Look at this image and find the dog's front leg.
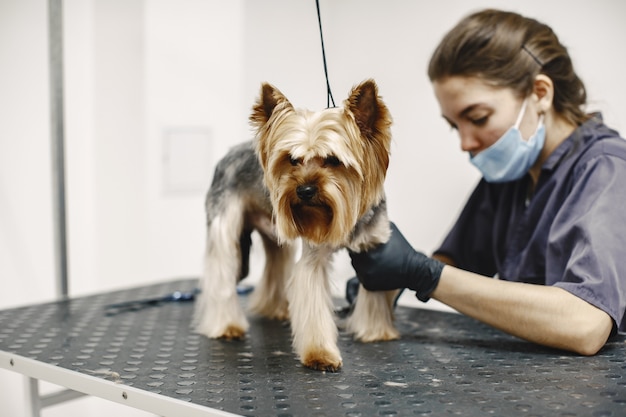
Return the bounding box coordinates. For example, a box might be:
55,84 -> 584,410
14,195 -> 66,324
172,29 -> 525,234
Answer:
288,242 -> 342,371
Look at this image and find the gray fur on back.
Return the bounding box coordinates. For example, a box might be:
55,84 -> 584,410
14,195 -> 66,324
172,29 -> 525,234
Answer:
205,140 -> 270,221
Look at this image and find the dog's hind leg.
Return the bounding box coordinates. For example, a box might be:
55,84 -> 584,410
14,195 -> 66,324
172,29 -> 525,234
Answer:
346,285 -> 400,342
194,195 -> 249,340
248,235 -> 294,321
288,243 -> 342,371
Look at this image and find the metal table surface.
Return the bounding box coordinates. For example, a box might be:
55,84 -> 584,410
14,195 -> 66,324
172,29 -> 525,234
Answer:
1,279 -> 624,417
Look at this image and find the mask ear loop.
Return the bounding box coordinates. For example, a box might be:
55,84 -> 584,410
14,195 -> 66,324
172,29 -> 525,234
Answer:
514,98 -> 529,129
518,99 -> 545,142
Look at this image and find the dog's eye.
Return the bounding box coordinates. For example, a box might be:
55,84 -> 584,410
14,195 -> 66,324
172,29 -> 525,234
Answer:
324,155 -> 342,167
289,156 -> 301,166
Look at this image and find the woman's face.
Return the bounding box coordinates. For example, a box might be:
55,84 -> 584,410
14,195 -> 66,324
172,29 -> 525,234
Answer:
433,76 -> 535,156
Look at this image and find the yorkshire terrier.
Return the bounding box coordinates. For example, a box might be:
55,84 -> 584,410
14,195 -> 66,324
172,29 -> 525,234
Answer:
194,79 -> 399,371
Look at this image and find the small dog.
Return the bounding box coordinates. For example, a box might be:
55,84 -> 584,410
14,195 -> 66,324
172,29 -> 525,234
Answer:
194,79 -> 399,371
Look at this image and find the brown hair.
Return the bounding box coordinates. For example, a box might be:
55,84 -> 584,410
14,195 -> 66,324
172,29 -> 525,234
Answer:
428,9 -> 588,125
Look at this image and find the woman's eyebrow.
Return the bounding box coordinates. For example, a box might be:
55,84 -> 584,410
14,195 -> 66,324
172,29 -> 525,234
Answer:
458,103 -> 486,118
442,103 -> 484,124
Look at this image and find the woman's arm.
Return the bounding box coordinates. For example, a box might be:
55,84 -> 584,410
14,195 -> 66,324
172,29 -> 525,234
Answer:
432,265 -> 614,355
350,223 -> 614,355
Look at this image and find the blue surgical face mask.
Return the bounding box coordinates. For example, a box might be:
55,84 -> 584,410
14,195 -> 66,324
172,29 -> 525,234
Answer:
470,99 -> 545,183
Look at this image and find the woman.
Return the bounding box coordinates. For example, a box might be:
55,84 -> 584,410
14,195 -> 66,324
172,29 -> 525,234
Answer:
349,9 -> 626,355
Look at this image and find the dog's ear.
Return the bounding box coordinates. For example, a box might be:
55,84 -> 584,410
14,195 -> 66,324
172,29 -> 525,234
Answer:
250,83 -> 293,129
345,79 -> 391,140
250,83 -> 293,171
345,79 -> 393,204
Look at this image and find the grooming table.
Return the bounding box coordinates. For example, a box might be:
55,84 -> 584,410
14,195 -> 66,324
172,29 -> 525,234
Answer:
1,279 -> 624,417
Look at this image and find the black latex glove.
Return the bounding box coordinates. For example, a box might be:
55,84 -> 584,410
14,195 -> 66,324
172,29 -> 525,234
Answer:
349,222 -> 445,302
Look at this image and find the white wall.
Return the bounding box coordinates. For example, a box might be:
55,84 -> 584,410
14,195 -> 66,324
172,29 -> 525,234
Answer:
1,0 -> 625,416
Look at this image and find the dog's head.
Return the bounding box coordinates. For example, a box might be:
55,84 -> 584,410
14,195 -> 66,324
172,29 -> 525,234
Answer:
250,79 -> 392,246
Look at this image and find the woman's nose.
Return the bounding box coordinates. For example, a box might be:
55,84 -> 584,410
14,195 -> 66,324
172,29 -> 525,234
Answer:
458,128 -> 481,153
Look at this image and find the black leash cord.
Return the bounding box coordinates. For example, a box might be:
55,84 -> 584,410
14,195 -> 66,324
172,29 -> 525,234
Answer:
316,0 -> 336,108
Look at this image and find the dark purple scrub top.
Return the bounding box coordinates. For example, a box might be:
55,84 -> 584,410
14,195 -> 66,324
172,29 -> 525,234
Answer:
435,115 -> 626,334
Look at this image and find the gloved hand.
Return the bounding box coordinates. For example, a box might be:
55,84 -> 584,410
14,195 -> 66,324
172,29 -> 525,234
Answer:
349,222 -> 445,302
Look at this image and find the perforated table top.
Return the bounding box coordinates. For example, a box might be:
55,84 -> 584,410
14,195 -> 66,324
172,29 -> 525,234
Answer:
1,279 -> 625,417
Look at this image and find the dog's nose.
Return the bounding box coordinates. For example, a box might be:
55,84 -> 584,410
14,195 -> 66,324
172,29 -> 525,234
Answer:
296,184 -> 317,201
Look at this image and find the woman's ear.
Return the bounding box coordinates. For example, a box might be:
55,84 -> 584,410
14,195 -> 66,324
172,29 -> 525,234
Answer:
532,74 -> 554,113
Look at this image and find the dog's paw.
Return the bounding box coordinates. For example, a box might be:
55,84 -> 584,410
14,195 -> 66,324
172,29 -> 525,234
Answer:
249,297 -> 289,321
353,326 -> 400,343
217,325 -> 247,340
261,306 -> 289,322
196,318 -> 249,340
301,348 -> 343,372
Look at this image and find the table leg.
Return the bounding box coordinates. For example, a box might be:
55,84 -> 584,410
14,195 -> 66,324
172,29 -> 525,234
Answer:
24,377 -> 41,417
